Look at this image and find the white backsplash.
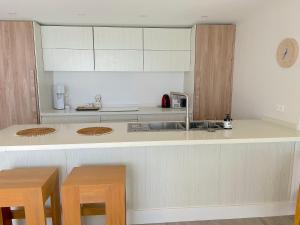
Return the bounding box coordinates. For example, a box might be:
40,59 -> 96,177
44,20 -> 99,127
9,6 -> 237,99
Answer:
53,71 -> 185,107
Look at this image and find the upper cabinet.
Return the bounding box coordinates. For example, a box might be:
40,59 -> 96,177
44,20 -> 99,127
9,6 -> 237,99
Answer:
94,27 -> 143,71
143,28 -> 191,71
41,26 -> 93,49
144,51 -> 190,72
94,27 -> 143,50
95,50 -> 143,71
41,26 -> 191,72
143,28 -> 191,51
41,26 -> 94,71
43,49 -> 94,71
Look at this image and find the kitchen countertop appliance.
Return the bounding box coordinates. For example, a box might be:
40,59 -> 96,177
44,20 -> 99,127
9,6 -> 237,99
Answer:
170,92 -> 187,109
161,94 -> 171,108
53,84 -> 65,110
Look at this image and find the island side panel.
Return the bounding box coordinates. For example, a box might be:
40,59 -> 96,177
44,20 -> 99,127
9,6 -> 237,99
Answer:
291,142 -> 300,200
64,143 -> 294,210
65,145 -> 221,209
220,143 -> 294,204
0,149 -> 68,182
0,142 -> 296,224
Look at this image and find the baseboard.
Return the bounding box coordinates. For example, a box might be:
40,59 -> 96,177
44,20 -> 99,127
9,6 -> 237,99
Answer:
127,202 -> 295,224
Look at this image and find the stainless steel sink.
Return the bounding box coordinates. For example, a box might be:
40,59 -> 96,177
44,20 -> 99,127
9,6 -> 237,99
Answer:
128,122 -> 185,132
182,121 -> 224,131
128,121 -> 224,132
149,122 -> 185,131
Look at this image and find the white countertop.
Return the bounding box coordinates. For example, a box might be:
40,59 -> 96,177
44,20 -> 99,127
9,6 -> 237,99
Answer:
41,107 -> 186,116
0,120 -> 300,152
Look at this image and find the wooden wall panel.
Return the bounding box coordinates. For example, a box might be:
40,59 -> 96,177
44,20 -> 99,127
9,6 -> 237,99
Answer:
193,25 -> 236,120
0,21 -> 38,129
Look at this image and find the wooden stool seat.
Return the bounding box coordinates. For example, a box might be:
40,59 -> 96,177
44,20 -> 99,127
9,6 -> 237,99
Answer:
0,167 -> 61,225
62,165 -> 126,225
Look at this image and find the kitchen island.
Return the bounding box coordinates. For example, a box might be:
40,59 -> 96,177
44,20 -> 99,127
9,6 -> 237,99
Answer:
0,120 -> 300,224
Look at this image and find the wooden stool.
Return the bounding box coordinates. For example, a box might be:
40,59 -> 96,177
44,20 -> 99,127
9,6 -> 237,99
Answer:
0,167 -> 61,225
62,165 -> 126,225
295,186 -> 300,225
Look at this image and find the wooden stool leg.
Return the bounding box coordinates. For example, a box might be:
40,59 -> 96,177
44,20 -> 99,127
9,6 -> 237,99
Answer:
51,173 -> 62,225
62,186 -> 81,225
0,210 -> 2,225
105,185 -> 125,225
0,208 -> 12,225
24,190 -> 47,225
295,186 -> 300,225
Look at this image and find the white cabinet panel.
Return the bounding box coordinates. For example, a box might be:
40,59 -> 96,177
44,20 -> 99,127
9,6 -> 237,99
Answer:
219,143 -> 293,204
41,113 -> 186,124
144,51 -> 190,71
95,50 -> 143,71
41,26 -> 93,49
41,115 -> 100,124
144,28 -> 191,50
1,142 -> 295,212
43,49 -> 94,71
94,27 -> 143,50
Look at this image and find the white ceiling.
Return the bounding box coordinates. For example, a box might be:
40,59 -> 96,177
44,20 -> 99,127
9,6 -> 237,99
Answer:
0,0 -> 270,26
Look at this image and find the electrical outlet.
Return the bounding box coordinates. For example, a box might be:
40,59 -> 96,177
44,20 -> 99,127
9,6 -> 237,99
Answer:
275,104 -> 285,113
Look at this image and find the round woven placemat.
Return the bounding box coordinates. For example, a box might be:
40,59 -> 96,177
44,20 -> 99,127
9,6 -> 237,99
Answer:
77,127 -> 113,136
16,128 -> 56,137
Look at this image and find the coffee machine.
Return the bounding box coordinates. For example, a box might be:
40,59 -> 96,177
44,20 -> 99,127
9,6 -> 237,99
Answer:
53,84 -> 65,110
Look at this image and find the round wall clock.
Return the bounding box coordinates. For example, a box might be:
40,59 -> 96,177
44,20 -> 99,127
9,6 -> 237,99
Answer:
276,38 -> 299,68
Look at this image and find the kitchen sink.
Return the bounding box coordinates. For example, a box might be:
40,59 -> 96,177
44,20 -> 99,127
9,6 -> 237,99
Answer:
128,122 -> 185,132
128,121 -> 224,132
181,121 -> 224,131
149,122 -> 185,131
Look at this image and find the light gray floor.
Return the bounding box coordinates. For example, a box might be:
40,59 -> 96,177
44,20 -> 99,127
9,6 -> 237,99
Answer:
143,216 -> 294,225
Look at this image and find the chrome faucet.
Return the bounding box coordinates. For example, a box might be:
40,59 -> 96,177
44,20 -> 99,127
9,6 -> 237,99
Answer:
170,92 -> 190,131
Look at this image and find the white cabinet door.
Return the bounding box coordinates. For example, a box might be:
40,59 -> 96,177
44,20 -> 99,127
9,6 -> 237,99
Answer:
144,28 -> 191,50
94,27 -> 143,71
41,26 -> 93,49
144,51 -> 190,71
43,49 -> 94,71
94,27 -> 143,50
95,50 -> 143,71
41,115 -> 100,124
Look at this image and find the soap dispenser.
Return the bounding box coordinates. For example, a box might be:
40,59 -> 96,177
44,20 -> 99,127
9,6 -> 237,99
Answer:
223,114 -> 233,129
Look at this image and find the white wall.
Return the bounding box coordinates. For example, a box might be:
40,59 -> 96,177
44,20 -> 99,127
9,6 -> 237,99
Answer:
53,72 -> 185,107
232,0 -> 300,124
